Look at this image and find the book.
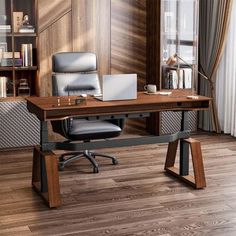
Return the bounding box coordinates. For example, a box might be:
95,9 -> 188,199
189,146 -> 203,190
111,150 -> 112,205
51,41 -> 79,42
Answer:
2,52 -> 20,59
183,68 -> 192,89
13,12 -> 23,32
19,24 -> 35,33
1,58 -> 23,67
0,25 -> 11,29
178,69 -> 184,89
19,28 -> 35,33
0,25 -> 11,33
169,69 -> 178,89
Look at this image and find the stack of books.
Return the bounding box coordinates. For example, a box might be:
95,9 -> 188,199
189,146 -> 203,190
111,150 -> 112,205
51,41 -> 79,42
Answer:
21,44 -> 33,67
0,51 -> 22,67
165,68 -> 193,89
0,25 -> 11,33
0,76 -> 7,98
19,25 -> 35,33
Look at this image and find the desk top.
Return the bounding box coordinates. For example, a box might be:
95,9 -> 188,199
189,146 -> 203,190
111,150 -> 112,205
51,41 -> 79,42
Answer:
26,91 -> 211,121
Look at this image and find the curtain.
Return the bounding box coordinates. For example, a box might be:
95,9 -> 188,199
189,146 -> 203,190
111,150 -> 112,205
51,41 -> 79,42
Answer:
198,0 -> 233,133
216,0 -> 236,137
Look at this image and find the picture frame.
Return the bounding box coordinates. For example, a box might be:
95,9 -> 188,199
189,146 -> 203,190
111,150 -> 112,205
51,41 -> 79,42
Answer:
13,12 -> 23,32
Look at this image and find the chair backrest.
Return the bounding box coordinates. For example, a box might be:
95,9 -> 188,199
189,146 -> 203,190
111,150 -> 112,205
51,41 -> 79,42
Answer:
52,52 -> 101,96
51,52 -> 125,138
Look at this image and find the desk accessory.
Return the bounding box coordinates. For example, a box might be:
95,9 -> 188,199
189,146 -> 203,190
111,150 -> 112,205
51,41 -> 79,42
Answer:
144,91 -> 172,96
144,84 -> 157,93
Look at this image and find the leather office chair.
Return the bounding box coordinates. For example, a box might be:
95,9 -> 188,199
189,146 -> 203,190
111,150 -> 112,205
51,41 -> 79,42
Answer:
51,52 -> 124,173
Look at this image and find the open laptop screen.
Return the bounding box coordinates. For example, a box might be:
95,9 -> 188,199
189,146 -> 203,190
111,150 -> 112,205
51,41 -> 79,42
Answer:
99,74 -> 137,101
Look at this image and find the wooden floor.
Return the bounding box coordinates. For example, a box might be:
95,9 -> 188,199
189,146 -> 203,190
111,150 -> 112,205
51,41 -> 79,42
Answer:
1,132 -> 236,235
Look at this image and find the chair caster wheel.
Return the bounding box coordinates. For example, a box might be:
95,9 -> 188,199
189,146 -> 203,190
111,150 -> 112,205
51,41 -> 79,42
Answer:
112,159 -> 118,165
93,167 -> 99,173
58,163 -> 64,171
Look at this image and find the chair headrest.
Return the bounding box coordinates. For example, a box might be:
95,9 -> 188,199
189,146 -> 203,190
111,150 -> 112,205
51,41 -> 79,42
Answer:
52,52 -> 97,73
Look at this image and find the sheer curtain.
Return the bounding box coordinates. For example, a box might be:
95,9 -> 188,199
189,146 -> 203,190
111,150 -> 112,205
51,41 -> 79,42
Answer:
216,0 -> 236,137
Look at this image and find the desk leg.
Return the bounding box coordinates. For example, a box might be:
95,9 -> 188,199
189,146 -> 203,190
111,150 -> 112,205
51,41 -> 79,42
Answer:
32,146 -> 61,208
165,138 -> 206,189
164,111 -> 206,189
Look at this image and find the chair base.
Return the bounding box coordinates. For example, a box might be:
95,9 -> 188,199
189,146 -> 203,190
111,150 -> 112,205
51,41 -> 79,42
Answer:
58,150 -> 118,173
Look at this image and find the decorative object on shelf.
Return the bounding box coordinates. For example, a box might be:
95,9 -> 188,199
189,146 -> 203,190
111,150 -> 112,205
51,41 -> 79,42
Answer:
19,14 -> 35,33
13,12 -> 23,32
18,78 -> 30,96
21,43 -> 33,66
166,53 -> 209,99
22,15 -> 29,25
0,42 -> 7,52
0,76 -> 7,97
0,42 -> 7,65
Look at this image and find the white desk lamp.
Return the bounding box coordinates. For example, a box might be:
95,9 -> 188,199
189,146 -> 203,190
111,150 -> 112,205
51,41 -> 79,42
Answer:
166,53 -> 208,99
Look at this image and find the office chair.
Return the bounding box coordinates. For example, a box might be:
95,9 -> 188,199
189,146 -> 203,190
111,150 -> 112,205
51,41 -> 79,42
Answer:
51,52 -> 124,173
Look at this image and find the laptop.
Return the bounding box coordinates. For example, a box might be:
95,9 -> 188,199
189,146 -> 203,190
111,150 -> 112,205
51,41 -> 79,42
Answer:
95,74 -> 137,101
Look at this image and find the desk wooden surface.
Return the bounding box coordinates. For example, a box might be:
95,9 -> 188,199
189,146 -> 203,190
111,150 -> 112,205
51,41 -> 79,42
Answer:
26,91 -> 211,121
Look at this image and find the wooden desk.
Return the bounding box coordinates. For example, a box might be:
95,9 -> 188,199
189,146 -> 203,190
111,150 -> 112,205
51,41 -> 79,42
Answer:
26,91 -> 211,208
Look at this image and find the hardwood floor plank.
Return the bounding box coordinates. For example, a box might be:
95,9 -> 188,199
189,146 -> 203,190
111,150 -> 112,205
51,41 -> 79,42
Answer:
0,133 -> 236,235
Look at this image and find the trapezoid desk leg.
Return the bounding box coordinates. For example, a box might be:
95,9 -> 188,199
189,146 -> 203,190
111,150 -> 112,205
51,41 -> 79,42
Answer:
165,139 -> 179,169
164,138 -> 206,189
32,146 -> 61,208
186,138 -> 206,188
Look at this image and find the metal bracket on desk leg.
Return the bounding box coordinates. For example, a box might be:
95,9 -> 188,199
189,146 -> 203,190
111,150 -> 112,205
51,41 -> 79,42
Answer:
40,121 -> 49,193
180,111 -> 189,176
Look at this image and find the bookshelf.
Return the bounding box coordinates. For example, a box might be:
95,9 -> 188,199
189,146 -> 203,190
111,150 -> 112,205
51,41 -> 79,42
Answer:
147,0 -> 199,135
160,0 -> 199,91
0,0 -> 38,100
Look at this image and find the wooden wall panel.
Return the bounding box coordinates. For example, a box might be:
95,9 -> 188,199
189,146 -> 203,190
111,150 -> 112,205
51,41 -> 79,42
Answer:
38,0 -> 71,33
146,0 -> 161,134
146,0 -> 161,88
38,29 -> 51,97
111,0 -> 146,91
38,13 -> 72,97
50,12 -> 72,54
38,0 -> 148,135
72,0 -> 111,76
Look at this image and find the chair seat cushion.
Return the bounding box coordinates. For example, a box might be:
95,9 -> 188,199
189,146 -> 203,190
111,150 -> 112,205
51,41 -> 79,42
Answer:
68,119 -> 122,140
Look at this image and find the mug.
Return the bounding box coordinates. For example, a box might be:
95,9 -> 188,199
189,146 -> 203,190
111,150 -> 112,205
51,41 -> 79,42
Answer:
144,84 -> 157,93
